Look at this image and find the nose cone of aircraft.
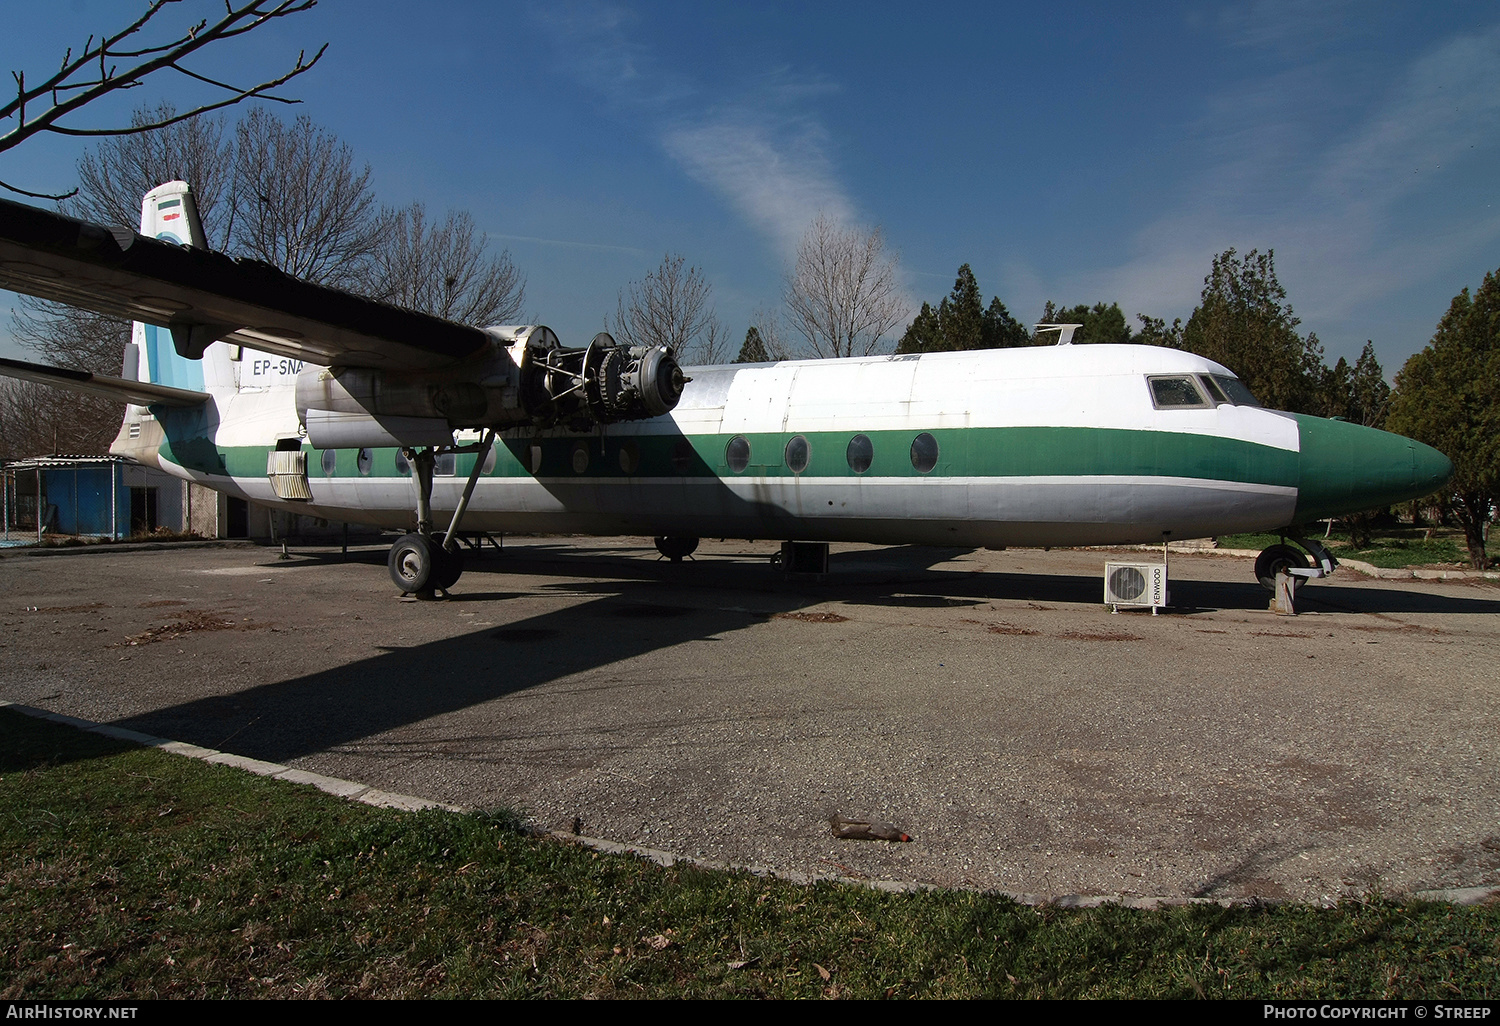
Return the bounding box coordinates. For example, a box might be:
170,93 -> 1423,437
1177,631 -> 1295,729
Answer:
1291,414 -> 1454,524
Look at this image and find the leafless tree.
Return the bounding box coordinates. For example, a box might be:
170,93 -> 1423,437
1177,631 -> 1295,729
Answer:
67,102 -> 236,245
230,108 -> 380,289
0,379 -> 121,459
12,303 -> 131,375
362,203 -> 526,325
693,312 -> 730,365
751,306 -> 800,361
11,102 -> 237,390
784,214 -> 908,359
611,254 -> 718,360
0,0 -> 323,200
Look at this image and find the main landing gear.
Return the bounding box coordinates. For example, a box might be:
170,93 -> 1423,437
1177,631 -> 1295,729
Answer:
387,430 -> 494,598
1254,534 -> 1337,614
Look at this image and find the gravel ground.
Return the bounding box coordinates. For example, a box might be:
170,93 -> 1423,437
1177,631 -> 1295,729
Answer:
2,537 -> 1497,903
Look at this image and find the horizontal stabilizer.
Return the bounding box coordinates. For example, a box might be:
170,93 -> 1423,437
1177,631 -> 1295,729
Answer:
0,356 -> 209,408
0,196 -> 492,372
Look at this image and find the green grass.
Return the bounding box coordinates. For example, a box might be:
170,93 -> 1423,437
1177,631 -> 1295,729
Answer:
2,708 -> 1496,999
1218,526 -> 1496,569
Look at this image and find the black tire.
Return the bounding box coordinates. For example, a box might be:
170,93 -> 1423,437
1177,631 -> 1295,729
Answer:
1255,543 -> 1310,591
388,533 -> 434,593
433,542 -> 465,591
654,536 -> 699,562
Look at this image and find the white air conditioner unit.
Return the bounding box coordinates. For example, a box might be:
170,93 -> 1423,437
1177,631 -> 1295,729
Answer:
1104,562 -> 1168,612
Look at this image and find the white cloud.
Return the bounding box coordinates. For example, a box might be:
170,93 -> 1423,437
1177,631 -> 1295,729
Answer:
529,1 -> 861,263
662,113 -> 855,260
1070,21 -> 1500,356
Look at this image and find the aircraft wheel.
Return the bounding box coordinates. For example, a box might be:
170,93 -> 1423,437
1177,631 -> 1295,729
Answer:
388,532 -> 435,593
654,536 -> 699,562
433,542 -> 465,591
1255,543 -> 1309,591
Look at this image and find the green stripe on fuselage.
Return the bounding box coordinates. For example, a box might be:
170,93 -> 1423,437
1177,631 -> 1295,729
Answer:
157,425 -> 1299,487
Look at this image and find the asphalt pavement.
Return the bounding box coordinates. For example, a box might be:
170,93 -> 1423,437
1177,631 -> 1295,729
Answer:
2,537 -> 1497,904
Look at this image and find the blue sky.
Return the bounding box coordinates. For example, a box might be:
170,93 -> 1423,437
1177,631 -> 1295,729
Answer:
3,1 -> 1498,376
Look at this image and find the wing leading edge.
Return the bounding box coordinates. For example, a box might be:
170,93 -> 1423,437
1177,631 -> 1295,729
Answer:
0,196 -> 491,372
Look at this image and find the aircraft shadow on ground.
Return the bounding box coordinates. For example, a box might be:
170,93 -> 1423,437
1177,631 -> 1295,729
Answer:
111,581 -> 809,766
109,545 -> 1500,765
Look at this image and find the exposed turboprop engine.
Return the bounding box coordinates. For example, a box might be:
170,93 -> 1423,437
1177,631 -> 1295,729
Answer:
294,326 -> 686,449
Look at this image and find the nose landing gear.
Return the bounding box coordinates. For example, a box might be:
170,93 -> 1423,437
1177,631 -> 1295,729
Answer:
1255,535 -> 1338,614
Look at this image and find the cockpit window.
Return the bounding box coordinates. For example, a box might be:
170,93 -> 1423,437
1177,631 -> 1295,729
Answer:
1148,375 -> 1211,409
1199,374 -> 1229,404
1209,374 -> 1261,407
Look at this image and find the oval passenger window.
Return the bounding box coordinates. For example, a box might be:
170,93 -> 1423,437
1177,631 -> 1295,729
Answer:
725,435 -> 750,473
784,435 -> 809,474
847,434 -> 873,474
910,432 -> 939,474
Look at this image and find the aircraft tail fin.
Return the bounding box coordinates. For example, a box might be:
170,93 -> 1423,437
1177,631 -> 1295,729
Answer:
132,182 -> 225,391
140,180 -> 207,248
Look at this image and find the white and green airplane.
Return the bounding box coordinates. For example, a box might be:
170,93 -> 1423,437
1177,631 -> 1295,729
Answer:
0,183 -> 1453,595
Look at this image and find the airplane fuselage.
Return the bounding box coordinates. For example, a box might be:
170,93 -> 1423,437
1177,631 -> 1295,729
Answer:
114,343 -> 1452,549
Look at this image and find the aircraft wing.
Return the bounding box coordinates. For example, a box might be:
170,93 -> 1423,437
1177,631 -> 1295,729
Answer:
0,196 -> 491,371
0,356 -> 209,408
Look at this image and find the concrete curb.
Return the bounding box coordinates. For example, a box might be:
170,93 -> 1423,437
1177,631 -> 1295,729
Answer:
6,539 -> 259,557
1335,557 -> 1500,581
0,699 -> 460,814
5,699 -> 1495,909
1107,544 -> 1500,581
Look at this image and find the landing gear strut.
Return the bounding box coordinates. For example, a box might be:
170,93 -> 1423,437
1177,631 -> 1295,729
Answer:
1254,534 -> 1337,614
388,430 -> 494,596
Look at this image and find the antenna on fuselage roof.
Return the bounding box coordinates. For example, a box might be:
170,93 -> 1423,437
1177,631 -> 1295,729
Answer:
1034,323 -> 1083,345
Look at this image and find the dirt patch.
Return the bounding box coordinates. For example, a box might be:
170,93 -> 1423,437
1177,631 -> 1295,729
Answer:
25,603 -> 107,614
987,623 -> 1040,636
773,611 -> 849,624
138,599 -> 188,609
1251,630 -> 1314,638
1058,629 -> 1140,642
115,611 -> 258,647
1345,622 -> 1444,635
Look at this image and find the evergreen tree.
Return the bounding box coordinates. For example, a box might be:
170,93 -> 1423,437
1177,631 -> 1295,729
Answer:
896,302 -> 942,354
981,297 -> 1029,348
1387,269 -> 1500,569
1318,341 -> 1390,427
937,264 -> 984,351
1134,314 -> 1184,348
1179,249 -> 1324,413
735,325 -> 770,363
1039,301 -> 1132,345
897,265 -> 1026,352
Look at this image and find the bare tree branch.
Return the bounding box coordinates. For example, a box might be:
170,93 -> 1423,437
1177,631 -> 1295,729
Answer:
751,306 -> 799,361
68,102 -> 235,241
230,108 -> 379,289
611,254 -> 717,360
362,202 -> 527,325
0,176 -> 76,201
1,0 -> 323,197
784,215 -> 908,359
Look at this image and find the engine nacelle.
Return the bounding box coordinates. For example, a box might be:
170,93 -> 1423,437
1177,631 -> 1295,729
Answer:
295,325 -> 686,449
